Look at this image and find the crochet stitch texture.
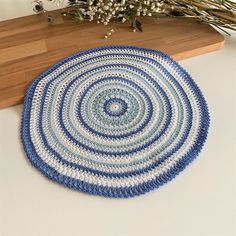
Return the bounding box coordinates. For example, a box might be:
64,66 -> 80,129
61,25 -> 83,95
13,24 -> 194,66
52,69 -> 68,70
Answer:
21,45 -> 210,198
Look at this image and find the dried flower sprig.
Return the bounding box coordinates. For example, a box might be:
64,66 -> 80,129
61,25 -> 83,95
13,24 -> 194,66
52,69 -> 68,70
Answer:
33,0 -> 236,34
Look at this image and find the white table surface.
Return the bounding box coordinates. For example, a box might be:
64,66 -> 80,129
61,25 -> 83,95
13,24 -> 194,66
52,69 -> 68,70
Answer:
0,33 -> 236,236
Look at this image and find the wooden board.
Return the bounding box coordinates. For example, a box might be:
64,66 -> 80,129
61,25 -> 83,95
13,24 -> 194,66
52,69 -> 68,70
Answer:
0,11 -> 225,109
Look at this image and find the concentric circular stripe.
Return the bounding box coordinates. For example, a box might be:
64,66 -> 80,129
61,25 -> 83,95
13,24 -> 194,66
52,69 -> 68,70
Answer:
21,45 -> 209,198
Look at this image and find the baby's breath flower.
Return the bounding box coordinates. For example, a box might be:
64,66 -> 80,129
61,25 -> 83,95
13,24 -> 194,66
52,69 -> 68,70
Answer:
122,18 -> 126,23
121,0 -> 126,5
33,0 -> 236,35
103,5 -> 109,10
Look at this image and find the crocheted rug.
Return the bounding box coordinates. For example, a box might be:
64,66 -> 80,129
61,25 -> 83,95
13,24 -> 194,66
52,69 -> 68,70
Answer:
21,45 -> 210,198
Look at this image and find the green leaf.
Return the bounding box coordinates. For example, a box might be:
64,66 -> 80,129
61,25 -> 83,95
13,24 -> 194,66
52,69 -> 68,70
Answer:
68,11 -> 84,21
132,19 -> 143,32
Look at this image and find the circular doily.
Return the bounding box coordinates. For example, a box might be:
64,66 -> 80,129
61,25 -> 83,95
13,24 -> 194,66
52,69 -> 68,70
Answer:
21,46 -> 210,198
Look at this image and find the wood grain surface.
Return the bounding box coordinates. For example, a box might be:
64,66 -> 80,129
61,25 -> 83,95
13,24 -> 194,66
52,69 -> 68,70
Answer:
0,10 -> 225,109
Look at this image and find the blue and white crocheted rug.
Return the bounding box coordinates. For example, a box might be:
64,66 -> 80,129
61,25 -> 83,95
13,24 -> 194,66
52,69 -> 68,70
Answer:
21,45 -> 209,198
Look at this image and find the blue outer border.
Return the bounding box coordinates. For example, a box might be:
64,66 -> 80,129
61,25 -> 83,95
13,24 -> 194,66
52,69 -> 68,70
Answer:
21,45 -> 210,198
